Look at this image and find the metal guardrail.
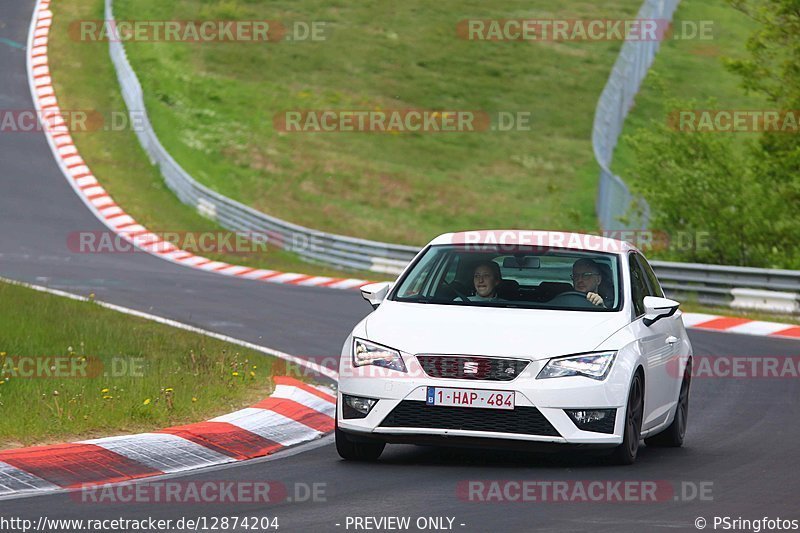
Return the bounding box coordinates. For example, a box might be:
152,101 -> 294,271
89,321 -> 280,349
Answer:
592,0 -> 681,231
104,0 -> 419,275
651,261 -> 800,308
106,0 -> 678,275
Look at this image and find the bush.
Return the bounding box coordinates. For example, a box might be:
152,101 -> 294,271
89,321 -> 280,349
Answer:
624,0 -> 800,269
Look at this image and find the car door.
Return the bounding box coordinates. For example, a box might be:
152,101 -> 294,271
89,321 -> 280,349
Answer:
636,253 -> 687,415
628,252 -> 676,430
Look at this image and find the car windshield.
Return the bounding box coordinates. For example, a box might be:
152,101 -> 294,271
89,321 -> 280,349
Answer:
391,244 -> 622,311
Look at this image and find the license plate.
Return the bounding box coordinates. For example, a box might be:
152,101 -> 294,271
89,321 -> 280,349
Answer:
426,387 -> 514,410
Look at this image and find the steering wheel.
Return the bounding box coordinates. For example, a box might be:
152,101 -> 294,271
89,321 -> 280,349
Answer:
443,281 -> 471,303
549,290 -> 599,308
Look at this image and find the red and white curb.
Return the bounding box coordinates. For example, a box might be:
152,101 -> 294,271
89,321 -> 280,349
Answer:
683,313 -> 800,340
0,376 -> 335,497
27,0 -> 370,291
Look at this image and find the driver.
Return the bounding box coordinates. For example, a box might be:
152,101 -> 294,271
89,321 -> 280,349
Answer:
470,261 -> 502,302
571,258 -> 609,307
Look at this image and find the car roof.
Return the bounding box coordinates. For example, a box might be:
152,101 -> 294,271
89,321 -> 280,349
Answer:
428,230 -> 639,255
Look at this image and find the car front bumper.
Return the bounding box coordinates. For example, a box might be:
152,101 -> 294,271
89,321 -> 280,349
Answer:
337,356 -> 632,446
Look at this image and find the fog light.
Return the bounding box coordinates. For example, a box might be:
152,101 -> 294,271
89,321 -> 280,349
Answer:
565,409 -> 616,433
342,394 -> 378,419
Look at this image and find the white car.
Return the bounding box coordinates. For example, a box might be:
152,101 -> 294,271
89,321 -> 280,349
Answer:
336,230 -> 692,464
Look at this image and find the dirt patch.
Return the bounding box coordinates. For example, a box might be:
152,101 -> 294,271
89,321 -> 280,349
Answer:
689,45 -> 721,57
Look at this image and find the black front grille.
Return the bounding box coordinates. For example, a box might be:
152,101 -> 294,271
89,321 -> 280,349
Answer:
416,355 -> 529,381
380,401 -> 560,436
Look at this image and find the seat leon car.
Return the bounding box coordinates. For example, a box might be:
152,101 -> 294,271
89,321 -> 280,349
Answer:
336,230 -> 693,464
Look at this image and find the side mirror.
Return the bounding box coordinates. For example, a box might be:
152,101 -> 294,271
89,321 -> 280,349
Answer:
642,296 -> 680,327
360,282 -> 392,310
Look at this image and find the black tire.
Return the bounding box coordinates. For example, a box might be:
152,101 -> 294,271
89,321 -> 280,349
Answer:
645,358 -> 691,448
335,419 -> 385,461
611,371 -> 644,465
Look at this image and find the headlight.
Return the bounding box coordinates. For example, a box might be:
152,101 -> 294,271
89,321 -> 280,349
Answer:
352,338 -> 407,372
536,351 -> 616,380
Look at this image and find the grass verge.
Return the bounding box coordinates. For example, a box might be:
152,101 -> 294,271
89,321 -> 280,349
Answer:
48,0 -> 389,281
97,0 -> 643,245
0,280 -> 280,449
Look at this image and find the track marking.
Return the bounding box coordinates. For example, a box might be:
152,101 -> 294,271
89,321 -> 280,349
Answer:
0,36 -> 25,50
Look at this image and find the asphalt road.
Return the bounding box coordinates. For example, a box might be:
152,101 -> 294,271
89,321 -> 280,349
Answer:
0,0 -> 369,363
1,1 -> 799,531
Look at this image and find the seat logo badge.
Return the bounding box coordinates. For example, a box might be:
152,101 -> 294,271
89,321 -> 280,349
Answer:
463,361 -> 479,374
504,367 -> 515,375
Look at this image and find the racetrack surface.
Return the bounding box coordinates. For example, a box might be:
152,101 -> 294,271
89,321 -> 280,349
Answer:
0,0 -> 368,363
1,1 -> 799,531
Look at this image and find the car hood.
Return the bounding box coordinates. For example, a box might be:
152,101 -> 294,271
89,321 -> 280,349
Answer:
364,301 -> 629,361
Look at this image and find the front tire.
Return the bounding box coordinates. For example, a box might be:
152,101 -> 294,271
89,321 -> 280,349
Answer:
645,358 -> 691,448
611,371 -> 644,465
335,418 -> 385,461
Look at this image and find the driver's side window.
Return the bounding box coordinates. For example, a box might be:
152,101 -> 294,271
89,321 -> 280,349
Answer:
635,254 -> 665,298
629,254 -> 648,317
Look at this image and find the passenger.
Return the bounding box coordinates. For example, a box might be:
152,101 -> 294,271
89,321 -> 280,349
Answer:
470,261 -> 502,302
571,258 -> 612,307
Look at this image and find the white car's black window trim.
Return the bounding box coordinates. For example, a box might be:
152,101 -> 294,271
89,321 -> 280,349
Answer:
390,244 -> 625,312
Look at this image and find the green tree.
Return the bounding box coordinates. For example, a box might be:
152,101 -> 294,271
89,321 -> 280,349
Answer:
625,1 -> 800,268
627,99 -> 767,266
726,0 -> 800,106
726,0 -> 800,266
